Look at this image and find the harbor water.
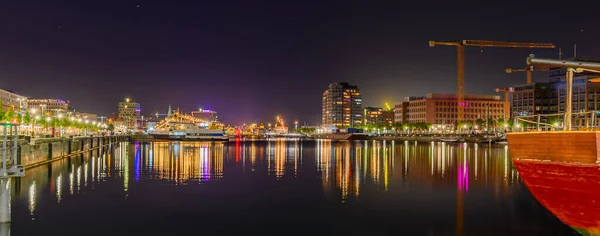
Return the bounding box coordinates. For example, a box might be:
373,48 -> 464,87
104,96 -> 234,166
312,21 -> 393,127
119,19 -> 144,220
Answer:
8,140 -> 577,235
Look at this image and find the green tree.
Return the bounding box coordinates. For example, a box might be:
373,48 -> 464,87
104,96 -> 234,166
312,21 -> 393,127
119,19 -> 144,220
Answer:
486,118 -> 496,128
6,108 -> 15,121
23,112 -> 31,125
475,118 -> 485,129
108,124 -> 115,131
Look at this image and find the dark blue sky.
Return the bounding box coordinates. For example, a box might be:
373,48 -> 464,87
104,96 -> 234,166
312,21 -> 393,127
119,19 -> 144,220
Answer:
1,1 -> 598,124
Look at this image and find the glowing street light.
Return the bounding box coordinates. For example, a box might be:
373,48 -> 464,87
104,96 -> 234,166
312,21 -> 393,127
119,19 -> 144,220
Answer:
35,115 -> 40,120
45,117 -> 51,122
58,114 -> 63,119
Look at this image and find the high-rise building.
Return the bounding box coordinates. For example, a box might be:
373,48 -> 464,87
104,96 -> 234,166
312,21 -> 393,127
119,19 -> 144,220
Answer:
118,98 -> 141,130
27,99 -> 69,116
363,107 -> 383,125
401,94 -> 505,126
321,82 -> 362,127
0,89 -> 27,112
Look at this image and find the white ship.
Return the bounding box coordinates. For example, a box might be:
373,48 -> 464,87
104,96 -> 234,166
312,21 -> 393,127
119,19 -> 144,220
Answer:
149,122 -> 228,141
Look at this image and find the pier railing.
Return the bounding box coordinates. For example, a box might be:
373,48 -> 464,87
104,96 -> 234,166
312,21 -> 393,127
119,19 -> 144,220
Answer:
513,111 -> 599,132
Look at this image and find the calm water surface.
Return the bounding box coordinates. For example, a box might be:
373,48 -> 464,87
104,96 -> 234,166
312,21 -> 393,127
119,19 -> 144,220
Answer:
10,140 -> 577,235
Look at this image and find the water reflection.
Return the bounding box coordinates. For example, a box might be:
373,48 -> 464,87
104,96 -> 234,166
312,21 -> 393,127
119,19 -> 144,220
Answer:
10,140 -> 564,235
13,141 -> 521,203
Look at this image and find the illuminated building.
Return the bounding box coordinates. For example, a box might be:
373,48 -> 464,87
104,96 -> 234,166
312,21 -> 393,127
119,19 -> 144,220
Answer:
512,60 -> 600,122
118,98 -> 141,130
191,108 -> 218,125
27,98 -> 69,115
73,112 -> 97,121
402,94 -> 505,125
363,107 -> 384,125
393,101 -> 409,123
383,110 -> 394,125
321,82 -> 362,127
0,88 -> 27,112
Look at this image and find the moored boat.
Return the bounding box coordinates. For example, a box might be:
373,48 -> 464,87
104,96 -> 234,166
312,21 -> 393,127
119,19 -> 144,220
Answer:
149,122 -> 228,141
440,136 -> 463,142
508,131 -> 600,235
313,133 -> 369,140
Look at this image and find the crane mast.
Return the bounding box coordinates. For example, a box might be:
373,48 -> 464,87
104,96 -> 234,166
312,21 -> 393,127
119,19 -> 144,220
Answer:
429,40 -> 555,124
494,87 -> 513,122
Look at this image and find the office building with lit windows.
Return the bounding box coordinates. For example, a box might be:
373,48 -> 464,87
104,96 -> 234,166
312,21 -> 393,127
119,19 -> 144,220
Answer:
401,93 -> 506,126
393,101 -> 409,123
511,82 -> 553,117
511,58 -> 600,127
118,98 -> 141,130
0,89 -> 27,112
27,98 -> 69,115
321,82 -> 362,127
363,107 -> 383,125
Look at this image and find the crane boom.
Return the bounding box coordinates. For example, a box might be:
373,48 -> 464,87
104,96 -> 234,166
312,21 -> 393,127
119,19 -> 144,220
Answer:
462,40 -> 555,49
429,40 -> 555,124
505,66 -> 549,84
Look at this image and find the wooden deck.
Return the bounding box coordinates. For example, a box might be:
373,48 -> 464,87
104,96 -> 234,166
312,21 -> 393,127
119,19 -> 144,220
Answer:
506,131 -> 600,164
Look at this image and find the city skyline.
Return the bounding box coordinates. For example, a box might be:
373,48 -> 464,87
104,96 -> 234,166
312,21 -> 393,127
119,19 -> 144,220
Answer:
1,1 -> 599,124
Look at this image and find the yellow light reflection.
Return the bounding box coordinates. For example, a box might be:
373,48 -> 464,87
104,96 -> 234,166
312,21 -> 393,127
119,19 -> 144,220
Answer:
56,174 -> 62,203
29,181 -> 36,219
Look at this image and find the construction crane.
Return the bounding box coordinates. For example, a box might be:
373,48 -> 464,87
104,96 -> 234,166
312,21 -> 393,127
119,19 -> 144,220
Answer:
429,40 -> 555,123
505,66 -> 549,84
494,87 -> 514,121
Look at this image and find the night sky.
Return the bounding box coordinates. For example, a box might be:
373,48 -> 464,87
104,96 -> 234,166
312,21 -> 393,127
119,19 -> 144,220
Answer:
1,1 -> 599,125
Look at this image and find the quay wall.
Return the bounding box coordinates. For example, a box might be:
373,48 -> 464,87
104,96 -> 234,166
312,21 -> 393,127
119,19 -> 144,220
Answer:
1,136 -> 128,167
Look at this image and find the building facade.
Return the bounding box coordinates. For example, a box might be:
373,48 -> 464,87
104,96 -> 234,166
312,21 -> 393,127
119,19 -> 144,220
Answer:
73,112 -> 98,122
393,102 -> 409,123
510,59 -> 600,127
0,89 -> 27,112
511,82 -> 553,117
382,110 -> 394,125
402,94 -> 505,125
27,99 -> 69,116
321,82 -> 362,127
363,107 -> 383,125
118,98 -> 141,130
